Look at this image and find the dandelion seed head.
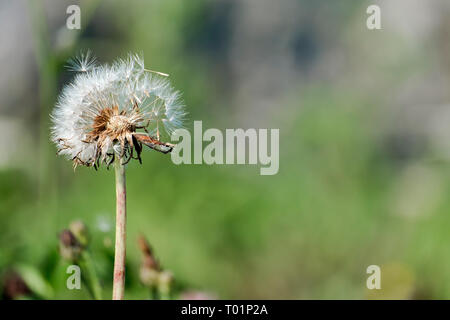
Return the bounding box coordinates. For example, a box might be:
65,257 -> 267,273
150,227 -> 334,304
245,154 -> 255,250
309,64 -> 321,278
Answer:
51,52 -> 186,168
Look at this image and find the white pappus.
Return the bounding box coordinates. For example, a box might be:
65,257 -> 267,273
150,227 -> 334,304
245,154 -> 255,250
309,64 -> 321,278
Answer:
51,52 -> 186,168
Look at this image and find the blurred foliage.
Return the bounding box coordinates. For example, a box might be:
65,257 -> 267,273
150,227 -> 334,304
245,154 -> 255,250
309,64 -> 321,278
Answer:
1,0 -> 450,299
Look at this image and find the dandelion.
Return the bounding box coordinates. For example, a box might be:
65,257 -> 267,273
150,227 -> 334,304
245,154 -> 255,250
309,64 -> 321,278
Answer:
51,52 -> 186,299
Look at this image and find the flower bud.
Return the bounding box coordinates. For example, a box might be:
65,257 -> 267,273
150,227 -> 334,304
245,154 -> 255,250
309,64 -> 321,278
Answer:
137,235 -> 160,288
59,229 -> 82,262
69,220 -> 89,247
2,271 -> 31,300
157,270 -> 174,298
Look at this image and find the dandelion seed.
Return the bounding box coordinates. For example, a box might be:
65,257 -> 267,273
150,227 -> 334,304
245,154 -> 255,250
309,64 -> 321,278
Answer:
66,50 -> 98,73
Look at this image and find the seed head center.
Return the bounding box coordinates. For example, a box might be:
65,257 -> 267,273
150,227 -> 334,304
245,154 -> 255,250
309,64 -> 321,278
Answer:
108,115 -> 132,133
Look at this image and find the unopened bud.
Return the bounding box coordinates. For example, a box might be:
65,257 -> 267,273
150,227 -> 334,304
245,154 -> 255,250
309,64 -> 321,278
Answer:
137,235 -> 159,269
139,267 -> 160,288
69,220 -> 89,247
158,270 -> 174,298
2,271 -> 31,300
59,229 -> 82,261
138,235 -> 161,288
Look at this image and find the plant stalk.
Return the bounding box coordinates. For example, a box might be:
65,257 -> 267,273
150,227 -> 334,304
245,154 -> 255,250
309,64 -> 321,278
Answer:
112,159 -> 127,300
80,251 -> 103,300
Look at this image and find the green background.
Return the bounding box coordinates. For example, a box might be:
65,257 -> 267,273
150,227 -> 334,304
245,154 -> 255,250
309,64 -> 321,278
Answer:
1,0 -> 450,299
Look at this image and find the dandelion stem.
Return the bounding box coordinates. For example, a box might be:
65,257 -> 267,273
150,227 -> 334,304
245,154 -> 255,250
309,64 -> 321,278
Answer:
113,159 -> 127,300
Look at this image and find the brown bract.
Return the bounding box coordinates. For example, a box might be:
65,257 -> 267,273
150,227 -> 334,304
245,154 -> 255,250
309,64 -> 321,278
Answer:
85,105 -> 142,165
71,105 -> 175,169
89,105 -> 139,140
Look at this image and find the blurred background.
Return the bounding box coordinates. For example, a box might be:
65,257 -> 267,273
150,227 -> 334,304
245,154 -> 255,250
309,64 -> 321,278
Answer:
1,0 -> 450,299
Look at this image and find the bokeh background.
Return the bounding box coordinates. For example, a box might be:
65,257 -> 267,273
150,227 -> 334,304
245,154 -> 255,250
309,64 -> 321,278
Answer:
1,0 -> 450,299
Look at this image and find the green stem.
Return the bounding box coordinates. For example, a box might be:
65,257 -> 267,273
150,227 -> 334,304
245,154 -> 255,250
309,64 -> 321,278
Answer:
80,251 -> 102,300
27,0 -> 58,208
150,287 -> 159,300
112,158 -> 127,300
